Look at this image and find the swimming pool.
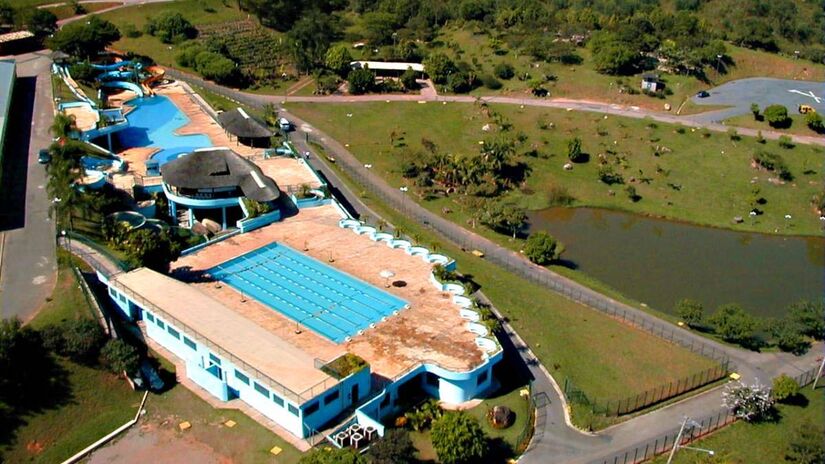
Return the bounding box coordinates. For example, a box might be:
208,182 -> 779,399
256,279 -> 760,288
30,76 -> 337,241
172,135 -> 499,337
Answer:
116,96 -> 212,165
209,243 -> 408,343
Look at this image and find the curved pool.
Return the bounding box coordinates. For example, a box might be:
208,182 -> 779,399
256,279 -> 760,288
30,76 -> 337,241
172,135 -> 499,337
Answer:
116,96 -> 211,166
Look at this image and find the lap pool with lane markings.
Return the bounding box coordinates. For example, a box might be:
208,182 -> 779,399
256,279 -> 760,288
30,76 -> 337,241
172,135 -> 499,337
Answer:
208,243 -> 409,343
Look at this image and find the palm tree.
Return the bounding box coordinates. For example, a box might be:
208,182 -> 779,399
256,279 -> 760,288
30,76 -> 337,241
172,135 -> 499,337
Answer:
50,113 -> 77,139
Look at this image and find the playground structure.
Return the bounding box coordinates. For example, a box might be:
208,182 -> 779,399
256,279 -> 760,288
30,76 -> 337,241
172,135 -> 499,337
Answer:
91,59 -> 166,98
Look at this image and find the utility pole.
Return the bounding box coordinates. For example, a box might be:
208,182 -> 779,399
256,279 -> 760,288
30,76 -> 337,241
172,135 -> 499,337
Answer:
813,356 -> 825,390
667,417 -> 714,464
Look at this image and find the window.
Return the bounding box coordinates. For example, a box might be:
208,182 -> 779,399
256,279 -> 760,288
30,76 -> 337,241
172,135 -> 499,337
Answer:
304,401 -> 319,416
254,382 -> 269,397
209,353 -> 221,366
476,370 -> 489,386
109,288 -> 117,298
167,326 -> 180,339
323,390 -> 339,405
183,336 -> 196,350
156,319 -> 165,329
288,404 -> 299,416
145,312 -> 155,323
235,370 -> 250,385
272,393 -> 284,407
118,293 -> 127,303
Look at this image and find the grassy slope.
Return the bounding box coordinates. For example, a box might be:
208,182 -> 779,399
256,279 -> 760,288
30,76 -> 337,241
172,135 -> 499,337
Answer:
724,113 -> 823,138
288,101 -> 825,237
0,256 -> 142,463
305,142 -> 718,403
98,0 -> 247,68
45,2 -> 122,20
432,26 -> 825,111
651,387 -> 825,464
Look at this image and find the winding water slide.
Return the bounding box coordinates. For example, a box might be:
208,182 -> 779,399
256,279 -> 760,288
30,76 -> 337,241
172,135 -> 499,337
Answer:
141,66 -> 165,96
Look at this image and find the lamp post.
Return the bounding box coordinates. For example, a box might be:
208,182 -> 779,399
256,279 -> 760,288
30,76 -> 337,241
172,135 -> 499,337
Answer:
667,417 -> 714,464
295,306 -> 332,334
346,113 -> 353,147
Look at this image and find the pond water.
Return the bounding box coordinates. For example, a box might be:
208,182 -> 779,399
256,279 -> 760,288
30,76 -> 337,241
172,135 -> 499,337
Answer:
527,207 -> 825,318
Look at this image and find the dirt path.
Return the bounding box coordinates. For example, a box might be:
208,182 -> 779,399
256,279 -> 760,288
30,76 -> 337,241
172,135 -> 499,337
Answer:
88,423 -> 231,464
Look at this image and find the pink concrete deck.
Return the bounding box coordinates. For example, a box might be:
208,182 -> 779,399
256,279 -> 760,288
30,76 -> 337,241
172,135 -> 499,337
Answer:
173,204 -> 484,380
258,157 -> 322,190
65,105 -> 98,132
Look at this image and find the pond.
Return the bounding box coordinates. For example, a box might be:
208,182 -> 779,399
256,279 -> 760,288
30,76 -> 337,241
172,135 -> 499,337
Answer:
527,207 -> 824,318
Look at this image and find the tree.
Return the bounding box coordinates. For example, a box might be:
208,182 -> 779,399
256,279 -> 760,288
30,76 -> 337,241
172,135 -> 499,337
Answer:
0,318 -> 53,409
144,12 -> 196,44
313,70 -> 340,95
785,421 -> 825,464
367,428 -> 416,464
771,374 -> 799,403
480,200 -> 525,238
675,299 -> 704,327
287,11 -> 339,73
324,44 -> 353,77
101,339 -> 140,376
431,411 -> 488,464
298,447 -> 366,464
59,319 -> 106,363
240,0 -> 303,32
567,137 -> 585,163
423,53 -> 456,84
750,103 -> 761,120
709,303 -> 756,344
770,319 -> 810,355
48,16 -> 121,59
524,231 -> 564,265
763,104 -> 791,128
493,62 -> 514,80
347,67 -> 375,95
805,111 -> 824,133
592,41 -> 640,75
400,67 -> 418,91
0,1 -> 14,27
446,71 -> 471,93
789,300 -> 825,339
361,11 -> 398,45
23,9 -> 58,38
194,51 -> 239,85
722,380 -> 773,422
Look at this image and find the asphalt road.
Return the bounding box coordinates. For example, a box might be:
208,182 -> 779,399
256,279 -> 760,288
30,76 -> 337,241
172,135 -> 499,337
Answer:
688,77 -> 825,123
0,52 -> 57,322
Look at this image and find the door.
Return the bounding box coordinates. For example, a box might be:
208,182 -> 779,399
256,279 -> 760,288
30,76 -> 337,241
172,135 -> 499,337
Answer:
351,384 -> 359,403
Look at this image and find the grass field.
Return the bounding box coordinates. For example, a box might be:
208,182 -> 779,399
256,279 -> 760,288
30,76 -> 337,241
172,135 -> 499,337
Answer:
44,1 -> 122,20
724,113 -> 823,138
305,143 -> 719,420
289,101 -> 825,237
651,387 -> 824,464
0,254 -> 143,463
429,26 -> 825,111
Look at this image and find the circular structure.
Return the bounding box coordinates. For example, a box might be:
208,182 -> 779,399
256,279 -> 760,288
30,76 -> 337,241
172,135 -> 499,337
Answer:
488,405 -> 514,429
108,211 -> 146,230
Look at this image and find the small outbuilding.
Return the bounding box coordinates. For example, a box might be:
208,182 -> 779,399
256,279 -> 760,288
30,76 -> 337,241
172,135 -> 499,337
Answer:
216,107 -> 273,148
641,73 -> 664,92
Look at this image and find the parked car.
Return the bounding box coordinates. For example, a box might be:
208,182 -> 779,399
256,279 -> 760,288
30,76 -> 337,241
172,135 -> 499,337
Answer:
278,117 -> 292,131
696,90 -> 710,98
37,149 -> 51,164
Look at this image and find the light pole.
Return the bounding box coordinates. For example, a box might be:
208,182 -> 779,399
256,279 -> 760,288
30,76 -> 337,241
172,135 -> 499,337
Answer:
346,113 -> 353,147
295,306 -> 332,334
667,417 -> 714,464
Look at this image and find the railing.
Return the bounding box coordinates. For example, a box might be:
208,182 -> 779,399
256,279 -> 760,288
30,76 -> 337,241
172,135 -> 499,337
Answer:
515,382 -> 537,454
132,173 -> 163,187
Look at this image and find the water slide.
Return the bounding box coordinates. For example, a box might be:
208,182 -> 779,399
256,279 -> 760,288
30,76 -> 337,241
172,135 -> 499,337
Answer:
101,80 -> 144,98
90,60 -> 133,71
141,66 -> 165,96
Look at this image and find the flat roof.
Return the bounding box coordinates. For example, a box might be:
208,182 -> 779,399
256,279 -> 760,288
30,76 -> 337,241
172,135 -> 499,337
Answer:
0,60 -> 14,158
110,267 -> 335,403
0,31 -> 34,43
350,61 -> 424,72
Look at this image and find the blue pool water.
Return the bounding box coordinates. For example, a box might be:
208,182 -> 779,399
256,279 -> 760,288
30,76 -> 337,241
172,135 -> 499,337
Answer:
117,96 -> 212,165
209,243 -> 408,343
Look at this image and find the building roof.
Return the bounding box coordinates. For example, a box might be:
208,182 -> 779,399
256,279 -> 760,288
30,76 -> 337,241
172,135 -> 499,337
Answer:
161,147 -> 281,202
0,30 -> 34,44
350,61 -> 425,73
216,107 -> 272,139
0,60 -> 15,159
110,267 -> 335,403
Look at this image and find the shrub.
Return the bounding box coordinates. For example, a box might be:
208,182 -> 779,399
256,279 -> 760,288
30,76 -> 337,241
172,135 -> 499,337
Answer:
722,381 -> 773,422
750,103 -> 761,120
144,12 -> 196,44
546,184 -> 574,206
494,62 -> 515,80
524,231 -> 564,265
771,374 -> 799,403
771,320 -> 810,355
423,53 -> 456,84
347,67 -> 375,95
122,23 -> 142,38
778,135 -> 795,149
431,411 -> 488,464
175,43 -> 204,68
400,161 -> 419,178
785,421 -> 825,463
805,111 -> 824,133
675,299 -> 704,327
48,16 -> 120,59
313,71 -> 340,95
598,165 -> 624,185
400,67 -> 418,91
193,51 -> 239,85
367,429 -> 416,464
480,73 -> 502,90
763,104 -> 791,128
624,185 -> 640,202
567,137 -> 585,163
59,319 -> 106,363
101,339 -> 140,375
68,61 -> 96,84
788,300 -> 825,339
324,44 -> 352,77
446,72 -> 471,93
298,447 -> 366,464
753,150 -> 792,180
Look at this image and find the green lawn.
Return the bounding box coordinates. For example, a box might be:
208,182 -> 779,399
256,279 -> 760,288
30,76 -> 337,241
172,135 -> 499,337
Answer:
45,1 -> 122,20
288,101 -> 825,237
0,254 -> 142,463
306,142 -> 720,426
651,387 -> 825,464
724,113 -> 823,138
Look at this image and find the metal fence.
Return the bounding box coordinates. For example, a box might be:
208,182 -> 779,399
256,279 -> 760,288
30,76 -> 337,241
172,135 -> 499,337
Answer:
588,364 -> 824,464
564,361 -> 729,417
514,382 -> 540,454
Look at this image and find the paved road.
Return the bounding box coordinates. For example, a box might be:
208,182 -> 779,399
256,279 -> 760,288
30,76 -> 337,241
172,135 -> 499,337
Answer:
688,77 -> 825,123
0,52 -> 57,321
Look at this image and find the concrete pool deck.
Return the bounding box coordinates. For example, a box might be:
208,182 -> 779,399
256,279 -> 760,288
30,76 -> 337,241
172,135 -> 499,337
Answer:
172,204 -> 484,380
